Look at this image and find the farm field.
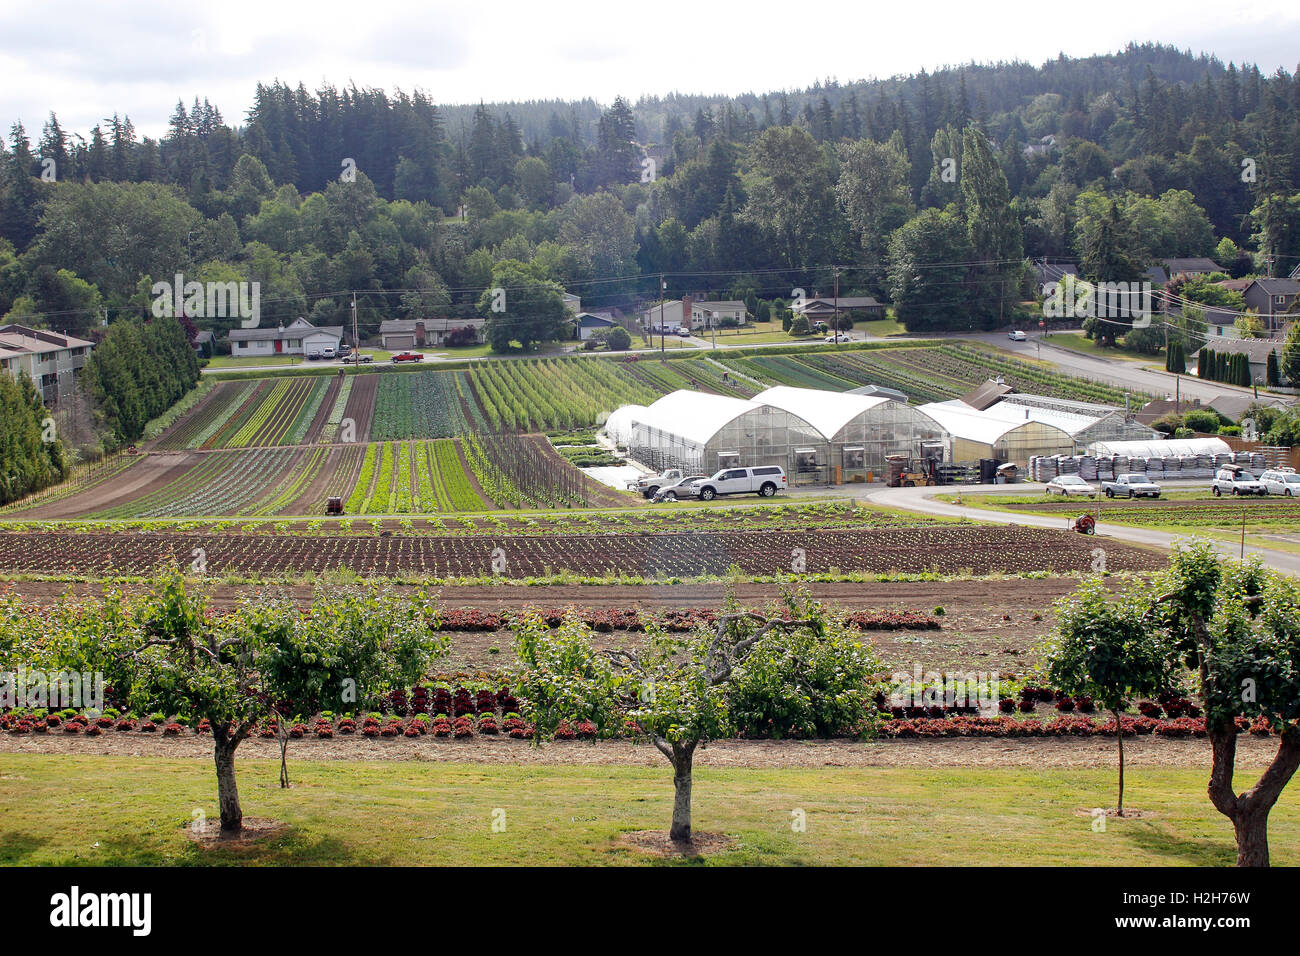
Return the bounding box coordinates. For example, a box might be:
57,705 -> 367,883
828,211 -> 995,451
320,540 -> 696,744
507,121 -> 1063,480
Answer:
0,525 -> 1165,577
3,754 -> 1293,866
720,343 -> 1155,405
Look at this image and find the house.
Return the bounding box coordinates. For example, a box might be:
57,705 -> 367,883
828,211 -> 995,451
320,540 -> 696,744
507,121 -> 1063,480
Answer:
1160,258 -> 1223,278
793,296 -> 886,323
1242,279 -> 1300,333
575,313 -> 617,341
0,325 -> 95,406
1023,135 -> 1056,158
379,318 -> 486,350
227,317 -> 343,357
1200,337 -> 1282,385
640,296 -> 749,331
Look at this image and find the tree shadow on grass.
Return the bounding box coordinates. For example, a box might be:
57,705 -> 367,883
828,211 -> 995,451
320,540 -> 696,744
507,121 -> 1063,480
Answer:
1118,822 -> 1236,867
0,830 -> 53,864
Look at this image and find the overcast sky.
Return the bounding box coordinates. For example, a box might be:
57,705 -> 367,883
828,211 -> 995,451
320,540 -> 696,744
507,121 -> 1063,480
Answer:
3,0 -> 1299,140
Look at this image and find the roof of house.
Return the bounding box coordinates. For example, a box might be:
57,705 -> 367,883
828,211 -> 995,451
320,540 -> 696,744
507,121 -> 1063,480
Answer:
1202,337 -> 1283,364
228,319 -> 342,342
1216,279 -> 1251,292
577,313 -> 616,328
1033,261 -> 1078,283
1207,393 -> 1290,422
795,296 -> 884,312
1161,258 -> 1223,274
192,330 -> 214,344
1145,265 -> 1170,287
379,319 -> 421,333
693,300 -> 748,312
1246,278 -> 1300,296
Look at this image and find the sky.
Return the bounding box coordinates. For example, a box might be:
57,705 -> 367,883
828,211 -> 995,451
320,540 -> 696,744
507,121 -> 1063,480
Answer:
2,0 -> 1299,140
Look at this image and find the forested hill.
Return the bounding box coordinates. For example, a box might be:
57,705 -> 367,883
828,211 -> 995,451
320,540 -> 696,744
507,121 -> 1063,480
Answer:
1,41 -> 1298,342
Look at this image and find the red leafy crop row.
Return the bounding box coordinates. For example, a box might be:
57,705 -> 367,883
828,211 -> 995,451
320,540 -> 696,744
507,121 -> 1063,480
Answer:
434,606 -> 941,634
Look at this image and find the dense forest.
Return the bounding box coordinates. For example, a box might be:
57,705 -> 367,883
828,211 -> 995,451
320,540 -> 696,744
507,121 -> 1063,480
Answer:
1,42 -> 1298,343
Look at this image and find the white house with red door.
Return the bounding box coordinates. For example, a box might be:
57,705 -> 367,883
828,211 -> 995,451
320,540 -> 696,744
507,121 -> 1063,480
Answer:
227,317 -> 344,357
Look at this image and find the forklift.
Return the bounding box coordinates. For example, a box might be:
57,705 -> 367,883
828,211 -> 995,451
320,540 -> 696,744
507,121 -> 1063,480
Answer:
886,455 -> 938,488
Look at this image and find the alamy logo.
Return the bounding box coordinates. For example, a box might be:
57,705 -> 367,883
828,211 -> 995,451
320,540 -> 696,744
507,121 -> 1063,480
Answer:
151,273 -> 261,328
1,667 -> 104,711
1043,275 -> 1152,328
49,886 -> 151,936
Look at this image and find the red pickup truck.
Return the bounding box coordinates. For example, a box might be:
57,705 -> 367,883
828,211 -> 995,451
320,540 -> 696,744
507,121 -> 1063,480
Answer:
392,352 -> 424,363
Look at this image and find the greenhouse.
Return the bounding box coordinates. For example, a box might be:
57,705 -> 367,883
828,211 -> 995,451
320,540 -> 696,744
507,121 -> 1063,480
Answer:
602,404 -> 647,449
622,390 -> 829,480
918,400 -> 1077,465
752,386 -> 950,481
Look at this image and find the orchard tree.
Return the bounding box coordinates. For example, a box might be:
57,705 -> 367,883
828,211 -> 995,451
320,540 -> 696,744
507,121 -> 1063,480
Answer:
515,594 -> 875,842
1045,578 -> 1175,815
256,584 -> 444,787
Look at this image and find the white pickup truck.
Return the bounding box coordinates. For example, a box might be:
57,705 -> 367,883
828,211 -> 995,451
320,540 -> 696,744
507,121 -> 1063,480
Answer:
629,469 -> 683,499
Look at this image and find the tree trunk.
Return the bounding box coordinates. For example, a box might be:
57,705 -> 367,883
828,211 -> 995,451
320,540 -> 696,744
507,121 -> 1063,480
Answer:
214,736 -> 243,832
1114,709 -> 1124,816
1207,724 -> 1300,868
278,722 -> 290,789
669,742 -> 696,842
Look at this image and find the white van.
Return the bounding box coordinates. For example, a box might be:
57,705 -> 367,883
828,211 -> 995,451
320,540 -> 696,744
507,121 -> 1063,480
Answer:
1260,468 -> 1300,496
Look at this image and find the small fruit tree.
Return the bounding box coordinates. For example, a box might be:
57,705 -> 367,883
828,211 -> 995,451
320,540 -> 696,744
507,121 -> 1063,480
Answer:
1057,542 -> 1300,865
255,583 -> 445,788
515,591 -> 878,842
1045,577 -> 1175,815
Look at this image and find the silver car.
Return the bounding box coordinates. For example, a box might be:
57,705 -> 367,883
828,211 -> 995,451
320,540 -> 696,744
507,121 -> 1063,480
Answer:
653,475 -> 709,502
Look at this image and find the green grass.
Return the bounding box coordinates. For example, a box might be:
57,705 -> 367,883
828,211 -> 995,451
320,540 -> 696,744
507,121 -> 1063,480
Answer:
857,316 -> 906,337
1,754 -> 1292,866
1047,333 -> 1157,362
205,349 -> 390,369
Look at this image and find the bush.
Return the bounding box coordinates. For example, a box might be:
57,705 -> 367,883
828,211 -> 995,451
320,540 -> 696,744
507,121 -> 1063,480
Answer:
1183,409 -> 1221,434
605,326 -> 632,351
789,316 -> 810,336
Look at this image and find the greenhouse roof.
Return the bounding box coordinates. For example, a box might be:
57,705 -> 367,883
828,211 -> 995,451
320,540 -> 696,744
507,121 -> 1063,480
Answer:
633,390 -> 771,447
1088,437 -> 1232,458
919,400 -> 1075,445
752,386 -> 893,440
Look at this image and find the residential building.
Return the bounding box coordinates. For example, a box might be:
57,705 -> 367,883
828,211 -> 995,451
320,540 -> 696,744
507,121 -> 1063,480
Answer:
1242,278 -> 1299,333
793,296 -> 886,323
1160,257 -> 1223,277
378,318 -> 486,350
0,325 -> 94,406
1032,260 -> 1078,296
227,317 -> 343,357
575,313 -> 617,341
640,296 -> 750,331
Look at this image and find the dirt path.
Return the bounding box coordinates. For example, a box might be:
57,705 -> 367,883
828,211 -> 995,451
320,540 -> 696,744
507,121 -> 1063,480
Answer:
18,452 -> 201,520
344,374 -> 378,442
302,374 -> 342,445
1,731 -> 1282,770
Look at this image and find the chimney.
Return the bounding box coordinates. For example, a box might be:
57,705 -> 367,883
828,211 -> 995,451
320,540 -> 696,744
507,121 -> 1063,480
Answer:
682,294 -> 693,329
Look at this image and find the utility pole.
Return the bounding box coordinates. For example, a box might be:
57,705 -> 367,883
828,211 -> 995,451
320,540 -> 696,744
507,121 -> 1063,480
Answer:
659,274 -> 665,359
833,265 -> 840,345
351,292 -> 360,367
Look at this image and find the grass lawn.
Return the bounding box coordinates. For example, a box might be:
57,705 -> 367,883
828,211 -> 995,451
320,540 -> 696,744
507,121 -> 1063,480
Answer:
857,316 -> 906,337
2,755 -> 1292,866
1047,333 -> 1158,363
205,348 -> 391,368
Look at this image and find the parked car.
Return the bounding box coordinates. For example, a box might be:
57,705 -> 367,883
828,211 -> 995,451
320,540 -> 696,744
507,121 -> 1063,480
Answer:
306,350 -> 322,361
1102,473 -> 1162,498
322,345 -> 336,360
1212,465 -> 1267,496
1008,330 -> 1027,341
652,474 -> 709,502
392,352 -> 424,363
338,342 -> 352,357
629,468 -> 684,499
824,333 -> 850,343
1261,468 -> 1300,496
689,466 -> 787,501
1044,475 -> 1097,496
677,328 -> 691,337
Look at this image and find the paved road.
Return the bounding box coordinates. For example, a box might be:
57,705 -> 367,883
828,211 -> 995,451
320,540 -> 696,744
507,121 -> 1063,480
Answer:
864,482 -> 1300,576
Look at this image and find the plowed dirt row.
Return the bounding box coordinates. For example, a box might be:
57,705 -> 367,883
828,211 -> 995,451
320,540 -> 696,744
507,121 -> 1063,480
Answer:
0,527 -> 1165,577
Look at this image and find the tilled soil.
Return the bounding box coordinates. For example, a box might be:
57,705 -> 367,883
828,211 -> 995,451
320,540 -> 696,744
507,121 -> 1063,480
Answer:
0,730 -> 1282,770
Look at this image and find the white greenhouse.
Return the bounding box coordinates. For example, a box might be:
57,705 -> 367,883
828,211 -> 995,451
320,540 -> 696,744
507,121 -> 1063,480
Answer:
752,386 -> 949,481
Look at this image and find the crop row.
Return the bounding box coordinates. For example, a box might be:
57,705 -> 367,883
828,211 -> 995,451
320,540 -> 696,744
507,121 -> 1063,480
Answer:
0,526 -> 1167,576
88,448 -> 300,518
371,371 -> 471,440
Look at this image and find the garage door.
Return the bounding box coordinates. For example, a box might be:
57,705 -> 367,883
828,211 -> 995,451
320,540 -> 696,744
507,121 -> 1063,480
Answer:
385,334 -> 416,350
